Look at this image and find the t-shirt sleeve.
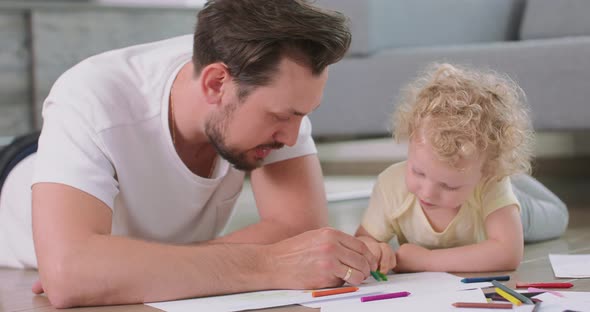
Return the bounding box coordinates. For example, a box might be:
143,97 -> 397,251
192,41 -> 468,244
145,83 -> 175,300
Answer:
32,101 -> 119,210
361,164 -> 408,243
361,180 -> 396,242
261,116 -> 316,165
480,176 -> 520,220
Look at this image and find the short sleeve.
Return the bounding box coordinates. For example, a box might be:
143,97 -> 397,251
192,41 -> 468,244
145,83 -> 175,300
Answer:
361,163 -> 410,243
32,101 -> 119,210
361,180 -> 397,242
480,176 -> 520,219
262,116 -> 316,165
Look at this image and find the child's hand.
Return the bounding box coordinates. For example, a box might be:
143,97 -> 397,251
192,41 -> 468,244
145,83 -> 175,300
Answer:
394,243 -> 430,272
357,236 -> 397,274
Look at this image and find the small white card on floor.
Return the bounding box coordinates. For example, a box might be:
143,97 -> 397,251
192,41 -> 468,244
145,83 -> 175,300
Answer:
534,291 -> 590,311
549,254 -> 590,278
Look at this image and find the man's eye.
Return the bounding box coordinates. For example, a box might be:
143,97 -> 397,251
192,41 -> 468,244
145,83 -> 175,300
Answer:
274,114 -> 290,122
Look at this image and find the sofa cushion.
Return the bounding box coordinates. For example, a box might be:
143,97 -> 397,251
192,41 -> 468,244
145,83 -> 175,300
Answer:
520,0 -> 590,40
318,0 -> 525,56
313,37 -> 590,137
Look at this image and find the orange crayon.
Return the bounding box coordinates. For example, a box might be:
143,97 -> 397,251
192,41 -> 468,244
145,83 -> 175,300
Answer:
312,286 -> 359,298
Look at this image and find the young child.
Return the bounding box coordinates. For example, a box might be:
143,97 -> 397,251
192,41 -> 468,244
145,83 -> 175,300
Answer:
356,63 -> 568,273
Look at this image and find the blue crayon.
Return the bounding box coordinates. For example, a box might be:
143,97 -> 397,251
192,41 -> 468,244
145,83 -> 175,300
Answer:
461,275 -> 510,283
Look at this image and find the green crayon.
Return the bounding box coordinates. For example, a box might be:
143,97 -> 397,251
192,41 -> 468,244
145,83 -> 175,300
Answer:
370,271 -> 382,281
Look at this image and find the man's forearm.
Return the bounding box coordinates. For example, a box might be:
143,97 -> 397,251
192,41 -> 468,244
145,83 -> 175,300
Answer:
214,219 -> 313,244
40,235 -> 271,308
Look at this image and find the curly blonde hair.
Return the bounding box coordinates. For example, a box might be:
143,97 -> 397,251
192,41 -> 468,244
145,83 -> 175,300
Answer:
393,63 -> 534,179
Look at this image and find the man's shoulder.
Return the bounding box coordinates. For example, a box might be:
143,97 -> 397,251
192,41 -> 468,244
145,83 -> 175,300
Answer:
86,34 -> 193,66
59,34 -> 193,86
44,35 -> 193,132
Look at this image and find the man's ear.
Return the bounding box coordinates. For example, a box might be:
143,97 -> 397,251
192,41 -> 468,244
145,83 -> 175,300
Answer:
200,63 -> 230,105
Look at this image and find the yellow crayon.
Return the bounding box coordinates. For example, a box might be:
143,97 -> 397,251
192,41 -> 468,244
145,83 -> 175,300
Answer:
495,287 -> 522,306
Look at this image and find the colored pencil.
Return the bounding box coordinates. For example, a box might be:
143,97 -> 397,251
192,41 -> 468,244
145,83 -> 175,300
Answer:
452,302 -> 513,309
491,280 -> 534,304
312,286 -> 359,297
370,271 -> 382,281
360,291 -> 410,302
376,271 -> 388,281
487,292 -> 543,302
495,287 -> 522,306
516,282 -> 573,289
527,287 -> 565,298
486,292 -> 542,299
461,275 -> 510,283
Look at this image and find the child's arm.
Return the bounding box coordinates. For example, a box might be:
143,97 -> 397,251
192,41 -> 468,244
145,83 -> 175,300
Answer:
355,226 -> 397,273
395,204 -> 523,272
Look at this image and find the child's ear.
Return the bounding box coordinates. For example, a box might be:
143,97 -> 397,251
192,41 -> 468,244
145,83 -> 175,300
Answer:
200,63 -> 230,106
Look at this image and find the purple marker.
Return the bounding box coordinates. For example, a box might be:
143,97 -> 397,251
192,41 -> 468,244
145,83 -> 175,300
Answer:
360,291 -> 411,302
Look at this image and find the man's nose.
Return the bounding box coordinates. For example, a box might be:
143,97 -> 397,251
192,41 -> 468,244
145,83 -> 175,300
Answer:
274,119 -> 301,147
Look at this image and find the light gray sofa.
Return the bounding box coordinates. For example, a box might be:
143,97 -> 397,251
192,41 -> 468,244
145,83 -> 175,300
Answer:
1,0 -> 589,141
0,1 -> 196,138
311,0 -> 590,139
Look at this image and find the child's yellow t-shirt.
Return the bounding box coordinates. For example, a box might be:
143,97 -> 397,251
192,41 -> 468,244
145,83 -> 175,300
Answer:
361,161 -> 520,249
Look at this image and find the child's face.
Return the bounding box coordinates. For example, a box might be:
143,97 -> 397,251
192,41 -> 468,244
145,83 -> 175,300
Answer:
405,136 -> 484,211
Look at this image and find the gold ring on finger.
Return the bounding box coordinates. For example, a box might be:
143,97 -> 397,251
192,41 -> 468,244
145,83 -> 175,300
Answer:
343,267 -> 353,281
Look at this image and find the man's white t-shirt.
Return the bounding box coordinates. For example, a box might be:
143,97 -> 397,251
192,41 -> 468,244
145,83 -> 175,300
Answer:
0,35 -> 317,268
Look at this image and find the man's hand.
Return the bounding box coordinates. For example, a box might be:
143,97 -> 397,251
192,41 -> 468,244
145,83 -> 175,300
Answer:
264,228 -> 378,289
394,243 -> 431,272
357,236 -> 396,274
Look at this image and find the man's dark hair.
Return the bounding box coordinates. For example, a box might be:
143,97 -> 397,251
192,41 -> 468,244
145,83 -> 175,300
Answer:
193,0 -> 351,99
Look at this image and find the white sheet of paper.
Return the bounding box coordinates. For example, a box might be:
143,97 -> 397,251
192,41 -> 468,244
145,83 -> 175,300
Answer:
533,291 -> 590,312
146,284 -> 390,312
303,272 -> 491,308
321,289 -> 542,312
146,289 -> 312,312
549,254 -> 590,278
146,272 -> 494,312
458,281 -> 493,289
320,288 -> 489,312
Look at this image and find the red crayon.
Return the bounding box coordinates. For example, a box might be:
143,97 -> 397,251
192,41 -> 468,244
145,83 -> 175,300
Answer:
452,302 -> 513,309
516,282 -> 573,289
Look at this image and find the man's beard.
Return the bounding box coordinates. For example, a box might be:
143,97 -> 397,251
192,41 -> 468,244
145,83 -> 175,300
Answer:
205,111 -> 284,172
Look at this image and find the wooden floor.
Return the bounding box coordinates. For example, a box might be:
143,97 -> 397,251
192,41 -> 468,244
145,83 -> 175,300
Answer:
1,205 -> 588,312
